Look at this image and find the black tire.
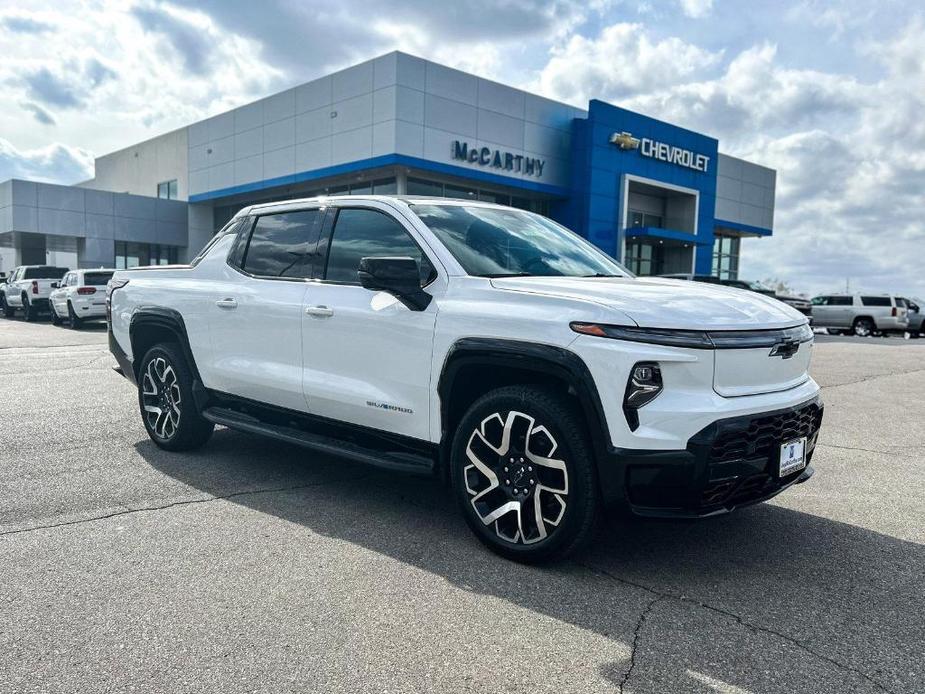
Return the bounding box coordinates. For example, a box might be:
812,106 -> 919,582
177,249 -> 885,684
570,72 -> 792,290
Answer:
51,306 -> 64,326
22,295 -> 36,322
67,302 -> 83,329
450,385 -> 598,563
853,317 -> 875,337
0,294 -> 13,318
137,343 -> 214,451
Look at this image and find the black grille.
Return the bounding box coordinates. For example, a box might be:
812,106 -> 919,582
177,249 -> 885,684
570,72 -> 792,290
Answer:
710,402 -> 823,465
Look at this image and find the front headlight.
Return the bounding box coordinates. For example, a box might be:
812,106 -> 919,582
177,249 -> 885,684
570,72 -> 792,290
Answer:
623,362 -> 662,431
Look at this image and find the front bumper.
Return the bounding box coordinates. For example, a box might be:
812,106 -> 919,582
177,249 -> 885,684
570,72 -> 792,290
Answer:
599,396 -> 824,518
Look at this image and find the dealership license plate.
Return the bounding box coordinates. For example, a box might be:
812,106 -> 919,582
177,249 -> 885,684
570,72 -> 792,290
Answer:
779,437 -> 807,477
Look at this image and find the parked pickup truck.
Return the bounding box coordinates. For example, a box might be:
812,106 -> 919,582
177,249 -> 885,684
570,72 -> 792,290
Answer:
0,265 -> 70,321
108,196 -> 823,562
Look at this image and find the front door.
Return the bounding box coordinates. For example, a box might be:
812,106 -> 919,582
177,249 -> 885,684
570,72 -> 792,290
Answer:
301,205 -> 439,441
208,209 -> 321,412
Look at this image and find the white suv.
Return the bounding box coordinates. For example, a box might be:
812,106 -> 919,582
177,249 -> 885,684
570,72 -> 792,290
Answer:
108,196 -> 823,562
810,293 -> 908,336
49,269 -> 115,328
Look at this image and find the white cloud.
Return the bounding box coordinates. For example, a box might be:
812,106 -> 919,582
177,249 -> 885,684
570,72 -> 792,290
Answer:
535,23 -> 722,104
0,139 -> 93,184
678,0 -> 713,18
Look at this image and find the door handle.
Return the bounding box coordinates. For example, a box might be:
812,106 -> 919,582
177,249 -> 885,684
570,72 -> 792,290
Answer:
215,298 -> 237,309
304,305 -> 334,318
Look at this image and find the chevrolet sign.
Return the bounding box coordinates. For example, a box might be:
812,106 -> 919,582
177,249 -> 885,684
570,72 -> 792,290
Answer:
610,131 -> 710,173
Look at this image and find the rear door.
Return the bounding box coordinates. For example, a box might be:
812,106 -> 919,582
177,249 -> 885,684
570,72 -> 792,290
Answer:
207,209 -> 322,411
300,204 -> 439,441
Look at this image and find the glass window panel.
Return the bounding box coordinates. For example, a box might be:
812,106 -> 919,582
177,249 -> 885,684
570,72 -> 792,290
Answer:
242,210 -> 320,278
445,184 -> 477,201
325,208 -> 432,285
406,178 -> 443,197
372,178 -> 397,195
349,183 -> 373,195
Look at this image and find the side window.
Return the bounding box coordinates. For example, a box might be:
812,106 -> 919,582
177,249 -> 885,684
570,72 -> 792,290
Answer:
324,208 -> 434,285
811,296 -> 827,306
241,210 -> 321,278
860,296 -> 890,307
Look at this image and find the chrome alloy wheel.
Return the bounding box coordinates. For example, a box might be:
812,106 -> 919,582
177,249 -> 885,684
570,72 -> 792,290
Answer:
463,410 -> 569,545
141,356 -> 182,439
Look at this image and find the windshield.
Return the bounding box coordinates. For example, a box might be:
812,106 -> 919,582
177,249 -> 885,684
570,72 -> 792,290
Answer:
411,204 -> 629,278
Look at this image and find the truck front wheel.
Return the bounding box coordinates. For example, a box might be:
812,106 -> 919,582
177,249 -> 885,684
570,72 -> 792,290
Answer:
137,343 -> 214,451
451,385 -> 598,563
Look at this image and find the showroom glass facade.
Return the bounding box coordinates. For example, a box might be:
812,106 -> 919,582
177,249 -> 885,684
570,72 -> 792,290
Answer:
115,241 -> 178,269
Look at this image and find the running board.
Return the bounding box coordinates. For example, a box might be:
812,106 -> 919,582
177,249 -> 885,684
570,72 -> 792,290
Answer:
201,406 -> 435,475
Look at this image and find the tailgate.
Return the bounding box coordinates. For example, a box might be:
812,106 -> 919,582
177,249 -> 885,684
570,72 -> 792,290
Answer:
712,336 -> 813,398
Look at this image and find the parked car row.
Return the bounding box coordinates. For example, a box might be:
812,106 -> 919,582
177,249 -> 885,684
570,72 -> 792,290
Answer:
662,273 -> 923,338
0,265 -> 114,328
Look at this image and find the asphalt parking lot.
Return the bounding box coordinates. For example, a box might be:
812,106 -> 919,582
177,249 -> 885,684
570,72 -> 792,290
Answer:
1,320 -> 923,694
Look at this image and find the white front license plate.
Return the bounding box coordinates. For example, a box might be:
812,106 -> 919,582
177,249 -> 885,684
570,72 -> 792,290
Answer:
779,437 -> 807,477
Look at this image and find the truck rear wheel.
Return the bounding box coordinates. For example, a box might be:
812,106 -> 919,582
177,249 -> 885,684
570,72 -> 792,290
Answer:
137,343 -> 214,451
22,296 -> 37,322
451,385 -> 598,563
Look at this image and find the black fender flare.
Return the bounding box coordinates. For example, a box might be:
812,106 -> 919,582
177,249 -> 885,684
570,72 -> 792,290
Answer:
437,337 -> 618,500
129,307 -> 209,410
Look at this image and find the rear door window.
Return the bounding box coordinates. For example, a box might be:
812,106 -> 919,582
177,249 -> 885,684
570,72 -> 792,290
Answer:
828,296 -> 853,306
241,209 -> 322,279
860,296 -> 890,307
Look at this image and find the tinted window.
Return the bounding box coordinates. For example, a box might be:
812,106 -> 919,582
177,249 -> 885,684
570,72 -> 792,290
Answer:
242,210 -> 320,278
23,266 -> 68,279
860,296 -> 890,307
84,272 -> 114,286
811,296 -> 827,305
325,208 -> 433,285
895,298 -> 907,308
828,296 -> 853,306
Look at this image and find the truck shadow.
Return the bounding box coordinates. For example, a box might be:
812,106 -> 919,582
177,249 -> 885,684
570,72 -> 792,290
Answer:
136,428 -> 923,693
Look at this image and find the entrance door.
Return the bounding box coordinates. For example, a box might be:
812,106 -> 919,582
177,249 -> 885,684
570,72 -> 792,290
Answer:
301,205 -> 439,441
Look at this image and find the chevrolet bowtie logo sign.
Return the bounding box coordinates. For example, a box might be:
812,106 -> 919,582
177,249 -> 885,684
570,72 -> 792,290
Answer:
609,131 -> 640,150
609,131 -> 711,172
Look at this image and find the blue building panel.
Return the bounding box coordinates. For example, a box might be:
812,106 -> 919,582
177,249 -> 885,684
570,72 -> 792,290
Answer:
555,100 -> 723,274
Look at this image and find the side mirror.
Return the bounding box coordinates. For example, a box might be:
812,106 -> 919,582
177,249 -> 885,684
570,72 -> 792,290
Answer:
358,256 -> 431,311
50,282 -> 59,289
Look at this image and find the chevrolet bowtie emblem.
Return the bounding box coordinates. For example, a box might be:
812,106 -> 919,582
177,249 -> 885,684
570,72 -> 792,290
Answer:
609,131 -> 640,150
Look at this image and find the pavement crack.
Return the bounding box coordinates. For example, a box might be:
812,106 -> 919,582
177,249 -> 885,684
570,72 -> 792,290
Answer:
619,595 -> 662,693
820,367 -> 925,390
578,562 -> 896,694
0,475 -> 366,539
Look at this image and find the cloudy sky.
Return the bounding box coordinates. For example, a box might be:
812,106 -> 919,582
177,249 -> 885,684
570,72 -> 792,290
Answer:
1,0 -> 923,296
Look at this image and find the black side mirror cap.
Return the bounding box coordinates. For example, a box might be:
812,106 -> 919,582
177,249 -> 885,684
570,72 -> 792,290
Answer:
357,256 -> 432,311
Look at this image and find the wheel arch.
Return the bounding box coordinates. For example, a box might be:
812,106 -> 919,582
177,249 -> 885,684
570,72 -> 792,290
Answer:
437,338 -> 611,488
129,308 -> 205,390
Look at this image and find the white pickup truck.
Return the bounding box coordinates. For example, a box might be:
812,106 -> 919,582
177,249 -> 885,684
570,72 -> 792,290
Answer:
0,265 -> 70,321
108,195 -> 824,562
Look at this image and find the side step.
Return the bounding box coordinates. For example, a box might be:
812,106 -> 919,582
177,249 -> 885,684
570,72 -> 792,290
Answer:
201,406 -> 436,475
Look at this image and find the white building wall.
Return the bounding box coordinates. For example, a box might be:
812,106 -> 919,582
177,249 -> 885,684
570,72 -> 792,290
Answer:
81,127 -> 189,201
187,52 -> 584,199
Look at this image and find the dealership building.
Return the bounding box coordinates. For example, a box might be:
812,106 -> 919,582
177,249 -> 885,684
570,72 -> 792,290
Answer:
0,51 -> 775,278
